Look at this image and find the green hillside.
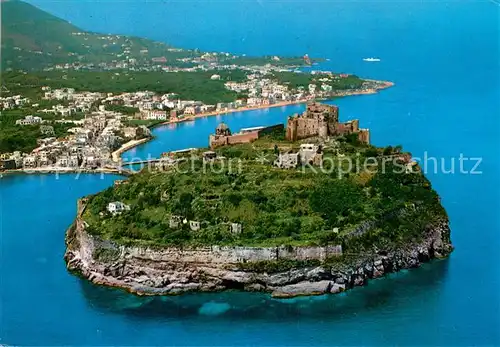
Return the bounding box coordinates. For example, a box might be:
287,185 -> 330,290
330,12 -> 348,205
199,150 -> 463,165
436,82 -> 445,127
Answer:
0,0 -> 200,70
83,134 -> 446,251
2,0 -> 84,53
1,0 -> 314,71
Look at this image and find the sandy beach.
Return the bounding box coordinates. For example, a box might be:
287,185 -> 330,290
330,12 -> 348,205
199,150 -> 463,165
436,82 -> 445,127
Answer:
112,137 -> 152,162
159,80 -> 394,127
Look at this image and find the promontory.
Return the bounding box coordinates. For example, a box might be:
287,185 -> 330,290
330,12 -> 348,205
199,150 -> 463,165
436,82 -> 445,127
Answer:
65,102 -> 453,298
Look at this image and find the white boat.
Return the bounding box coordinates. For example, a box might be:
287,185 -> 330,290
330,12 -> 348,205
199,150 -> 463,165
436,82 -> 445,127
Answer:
363,57 -> 381,62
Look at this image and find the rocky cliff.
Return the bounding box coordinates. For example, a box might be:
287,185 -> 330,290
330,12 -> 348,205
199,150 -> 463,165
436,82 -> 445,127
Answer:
64,200 -> 453,298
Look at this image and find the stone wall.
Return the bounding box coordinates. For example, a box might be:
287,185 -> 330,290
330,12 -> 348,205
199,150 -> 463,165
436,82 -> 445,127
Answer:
336,119 -> 359,135
208,134 -> 228,148
74,224 -> 343,265
69,200 -> 342,267
226,132 -> 259,146
286,117 -> 326,141
65,200 -> 452,297
125,244 -> 342,264
358,129 -> 370,144
210,124 -> 283,149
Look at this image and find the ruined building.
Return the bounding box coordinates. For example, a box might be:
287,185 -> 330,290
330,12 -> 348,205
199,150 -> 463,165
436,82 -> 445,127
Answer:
286,102 -> 370,144
273,143 -> 323,169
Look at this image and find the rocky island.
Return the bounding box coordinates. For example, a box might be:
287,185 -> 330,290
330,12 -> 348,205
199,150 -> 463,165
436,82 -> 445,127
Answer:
65,102 -> 453,298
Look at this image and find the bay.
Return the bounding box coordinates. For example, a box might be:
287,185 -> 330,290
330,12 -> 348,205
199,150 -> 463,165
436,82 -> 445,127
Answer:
1,0 -> 499,345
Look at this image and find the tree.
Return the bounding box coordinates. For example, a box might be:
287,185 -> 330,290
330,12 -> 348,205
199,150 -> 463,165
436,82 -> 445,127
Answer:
383,146 -> 393,156
174,192 -> 194,218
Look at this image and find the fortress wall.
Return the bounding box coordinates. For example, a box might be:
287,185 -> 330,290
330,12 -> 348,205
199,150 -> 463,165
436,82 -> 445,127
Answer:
227,132 -> 259,145
71,212 -> 342,266
286,118 -> 298,141
296,118 -> 321,139
124,244 -> 342,264
209,135 -> 228,148
358,129 -> 370,144
211,124 -> 283,148
256,123 -> 284,136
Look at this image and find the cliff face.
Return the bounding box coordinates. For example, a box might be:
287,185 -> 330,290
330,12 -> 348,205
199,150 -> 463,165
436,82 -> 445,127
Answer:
64,200 -> 453,298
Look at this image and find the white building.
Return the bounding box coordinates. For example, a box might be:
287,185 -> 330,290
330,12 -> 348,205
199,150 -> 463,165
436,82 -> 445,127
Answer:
299,144 -> 319,164
107,201 -> 131,215
22,155 -> 37,168
143,110 -> 167,121
16,115 -> 42,125
183,106 -> 199,115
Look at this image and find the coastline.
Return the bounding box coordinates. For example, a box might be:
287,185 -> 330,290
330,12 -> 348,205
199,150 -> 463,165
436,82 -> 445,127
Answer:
161,98 -> 313,127
1,80 -> 394,175
60,80 -> 454,299
122,80 -> 394,157
65,198 -> 452,298
111,137 -> 152,162
1,167 -> 131,177
161,81 -> 394,127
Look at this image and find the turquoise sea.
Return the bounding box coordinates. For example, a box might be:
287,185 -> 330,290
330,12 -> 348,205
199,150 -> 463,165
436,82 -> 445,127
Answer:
1,0 -> 499,345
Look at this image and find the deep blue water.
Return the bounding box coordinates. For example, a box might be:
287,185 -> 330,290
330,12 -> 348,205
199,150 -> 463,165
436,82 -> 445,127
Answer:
1,0 -> 499,345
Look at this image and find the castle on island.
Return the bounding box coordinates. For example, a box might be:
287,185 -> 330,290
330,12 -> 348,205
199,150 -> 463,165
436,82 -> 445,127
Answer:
209,101 -> 370,149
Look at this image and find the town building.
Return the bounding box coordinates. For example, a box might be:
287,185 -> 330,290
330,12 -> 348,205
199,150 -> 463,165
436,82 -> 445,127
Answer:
230,223 -> 242,234
0,158 -> 17,170
142,110 -> 167,121
169,215 -> 182,229
15,115 -> 42,125
202,151 -> 217,162
123,127 -> 140,139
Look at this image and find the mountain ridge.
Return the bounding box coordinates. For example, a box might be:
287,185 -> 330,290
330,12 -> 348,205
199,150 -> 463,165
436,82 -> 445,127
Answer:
1,0 -> 311,71
1,0 -> 198,70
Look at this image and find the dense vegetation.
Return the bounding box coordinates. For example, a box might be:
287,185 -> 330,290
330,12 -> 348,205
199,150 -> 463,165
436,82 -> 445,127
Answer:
0,118 -> 72,153
2,68 -> 368,108
268,71 -> 364,90
2,71 -> 242,104
230,56 -> 323,67
0,105 -> 88,153
83,133 -> 446,252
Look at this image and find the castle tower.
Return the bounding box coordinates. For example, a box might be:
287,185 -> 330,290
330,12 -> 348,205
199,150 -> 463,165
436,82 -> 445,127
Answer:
318,115 -> 328,138
358,129 -> 370,144
330,105 -> 339,123
215,122 -> 231,136
351,119 -> 359,132
286,116 -> 298,141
